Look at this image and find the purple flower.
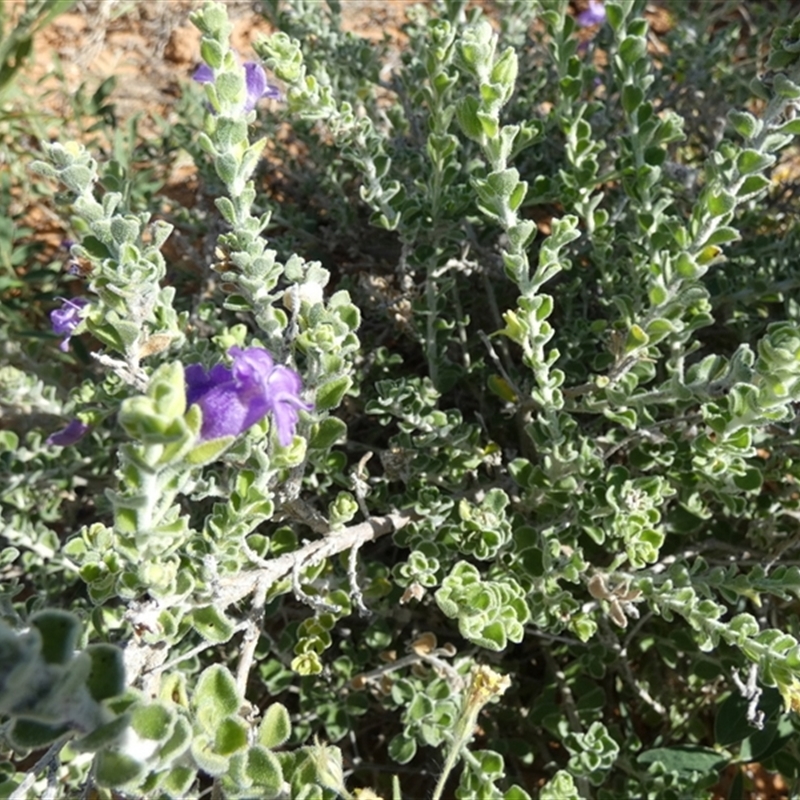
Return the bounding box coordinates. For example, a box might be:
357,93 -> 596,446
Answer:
50,297 -> 89,352
577,0 -> 606,27
47,419 -> 89,447
192,60 -> 281,113
185,347 -> 312,446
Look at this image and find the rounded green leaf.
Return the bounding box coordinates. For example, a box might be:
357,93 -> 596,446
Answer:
85,643 -> 126,701
162,766 -> 196,798
72,714 -> 131,753
30,610 -> 80,666
192,606 -> 236,644
215,716 -> 249,756
190,734 -> 229,777
315,376 -> 353,411
8,719 -> 70,749
309,417 -> 347,450
193,664 -> 240,727
388,733 -> 417,764
247,745 -> 284,794
131,703 -> 173,742
258,703 -> 292,749
93,749 -> 146,788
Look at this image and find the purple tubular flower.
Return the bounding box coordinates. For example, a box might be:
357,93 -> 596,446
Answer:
50,297 -> 89,352
577,0 -> 606,27
47,419 -> 89,447
243,62 -> 281,109
192,63 -> 215,84
185,347 -> 312,446
192,60 -> 281,113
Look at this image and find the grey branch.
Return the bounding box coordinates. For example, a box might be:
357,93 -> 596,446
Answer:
125,511 -> 414,687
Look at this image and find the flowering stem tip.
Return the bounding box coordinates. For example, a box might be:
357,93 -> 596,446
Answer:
185,347 -> 311,446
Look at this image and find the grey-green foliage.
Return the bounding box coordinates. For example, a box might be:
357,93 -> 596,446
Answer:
9,0 -> 800,798
0,611 -> 309,799
257,0 -> 800,792
0,611 -> 124,754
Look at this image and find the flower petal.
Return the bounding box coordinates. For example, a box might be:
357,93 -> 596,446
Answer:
51,297 -> 89,351
577,0 -> 606,27
267,365 -> 313,446
243,62 -> 268,112
47,419 -> 90,447
185,347 -> 310,444
193,63 -> 215,83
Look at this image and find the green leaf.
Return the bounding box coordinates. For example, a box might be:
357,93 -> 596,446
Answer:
619,35 -> 646,65
30,610 -> 81,665
246,745 -> 284,793
388,733 -> 417,764
162,766 -> 196,797
604,2 -> 625,31
539,770 -> 579,800
776,118 -> 800,136
456,95 -> 484,142
738,174 -> 770,197
191,734 -> 230,776
161,715 -> 192,762
622,84 -> 644,115
729,110 -> 761,139
200,39 -> 224,70
645,318 -> 676,344
215,716 -> 249,755
703,227 -> 741,247
706,189 -> 736,217
192,606 -> 236,644
131,703 -> 173,742
624,324 -> 649,352
315,375 -> 352,411
93,750 -> 147,788
309,417 -> 347,450
85,643 -> 126,701
80,235 -> 112,259
733,467 -> 763,492
185,435 -> 234,465
737,149 -> 775,175
478,621 -> 508,651
71,714 -> 130,753
8,719 -> 70,749
637,745 -> 727,777
194,664 -> 241,728
258,703 -> 292,748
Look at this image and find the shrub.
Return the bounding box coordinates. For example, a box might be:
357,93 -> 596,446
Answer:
4,1 -> 800,797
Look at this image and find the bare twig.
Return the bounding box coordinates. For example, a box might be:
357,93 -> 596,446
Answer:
90,351 -> 148,391
122,511 -> 417,687
10,737 -> 69,800
353,645 -> 462,691
346,542 -> 370,618
598,617 -> 666,716
214,511 -> 414,613
478,329 -> 524,404
347,453 -> 374,617
541,648 -> 592,798
235,576 -> 269,698
291,548 -> 341,614
731,663 -> 764,730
